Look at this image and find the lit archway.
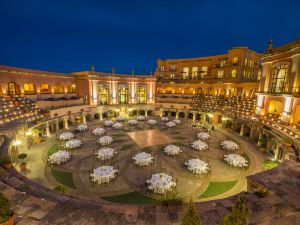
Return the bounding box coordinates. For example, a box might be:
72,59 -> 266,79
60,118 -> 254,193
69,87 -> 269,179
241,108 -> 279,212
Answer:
268,100 -> 284,114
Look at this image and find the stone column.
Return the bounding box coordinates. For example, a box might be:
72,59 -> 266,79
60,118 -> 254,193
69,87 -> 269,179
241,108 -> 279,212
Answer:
55,119 -> 59,132
175,111 -> 179,119
192,112 -> 196,121
64,117 -> 69,129
100,111 -> 103,121
240,124 -> 244,136
145,110 -> 148,117
160,109 -> 163,117
82,114 -> 86,124
45,122 -> 50,137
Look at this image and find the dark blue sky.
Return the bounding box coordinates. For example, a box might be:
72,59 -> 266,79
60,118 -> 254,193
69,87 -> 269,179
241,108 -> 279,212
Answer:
0,0 -> 299,74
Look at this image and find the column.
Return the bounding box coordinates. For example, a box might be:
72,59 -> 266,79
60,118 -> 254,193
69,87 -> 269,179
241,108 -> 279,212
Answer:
45,122 -> 51,137
175,110 -> 179,119
240,124 -> 244,136
160,109 -> 163,117
55,119 -> 59,132
192,112 -> 196,122
64,117 -> 69,129
145,110 -> 148,117
100,111 -> 103,121
82,114 -> 86,124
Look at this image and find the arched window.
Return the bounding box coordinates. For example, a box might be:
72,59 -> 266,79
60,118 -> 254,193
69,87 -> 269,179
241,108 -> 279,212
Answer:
118,86 -> 129,104
137,86 -> 147,103
53,84 -> 64,94
24,83 -> 35,93
69,84 -> 76,93
98,84 -> 109,105
40,84 -> 50,93
271,64 -> 288,93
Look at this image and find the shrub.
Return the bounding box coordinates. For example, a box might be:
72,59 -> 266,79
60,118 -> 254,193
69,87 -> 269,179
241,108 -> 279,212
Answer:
218,196 -> 249,225
86,114 -> 92,121
225,120 -> 233,129
17,153 -> 27,160
0,155 -> 12,164
182,199 -> 201,225
262,160 -> 279,169
0,192 -> 13,223
161,198 -> 183,207
53,185 -> 68,193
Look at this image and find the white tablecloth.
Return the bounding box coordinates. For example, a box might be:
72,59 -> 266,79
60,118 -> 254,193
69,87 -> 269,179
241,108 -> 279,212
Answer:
166,121 -> 176,127
164,145 -> 181,156
191,140 -> 208,151
146,173 -> 176,194
147,119 -> 157,125
113,122 -> 123,129
103,120 -> 113,127
173,119 -> 181,124
224,154 -> 248,167
90,166 -> 118,184
197,132 -> 210,141
66,139 -> 82,149
220,140 -> 239,151
128,119 -> 138,126
116,116 -> 126,122
97,136 -> 113,145
132,152 -> 153,166
161,116 -> 169,122
92,127 -> 105,136
59,132 -> 74,141
137,115 -> 146,121
48,150 -> 71,164
185,159 -> 209,174
76,124 -> 88,132
95,147 -> 116,160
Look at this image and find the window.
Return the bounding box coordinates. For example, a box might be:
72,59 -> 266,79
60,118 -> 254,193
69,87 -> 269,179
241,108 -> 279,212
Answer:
170,73 -> 175,79
244,58 -> 248,66
40,84 -> 50,93
69,84 -> 76,92
118,86 -> 129,104
249,60 -> 253,68
192,67 -> 198,79
243,70 -> 247,78
170,64 -> 176,71
201,66 -> 208,77
233,57 -> 238,64
160,66 -> 165,71
248,70 -> 251,78
220,60 -> 226,68
98,85 -> 109,105
53,85 -> 64,93
137,86 -> 147,104
271,64 -> 288,93
217,70 -> 224,78
231,69 -> 237,78
257,70 -> 262,80
182,67 -> 189,79
23,83 -> 35,93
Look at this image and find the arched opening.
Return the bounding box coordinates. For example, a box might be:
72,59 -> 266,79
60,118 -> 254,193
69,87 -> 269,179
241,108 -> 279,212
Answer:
147,110 -> 153,116
170,111 -> 176,117
53,84 -> 64,94
40,84 -> 51,93
179,112 -> 185,118
139,110 -> 145,116
163,111 -> 168,116
98,84 -> 109,105
196,113 -> 201,121
137,86 -> 147,104
8,82 -> 20,95
94,113 -> 100,120
293,105 -> 300,125
23,83 -> 36,94
102,112 -> 108,119
129,109 -> 137,116
119,86 -> 129,104
268,100 -> 284,115
188,113 -> 193,119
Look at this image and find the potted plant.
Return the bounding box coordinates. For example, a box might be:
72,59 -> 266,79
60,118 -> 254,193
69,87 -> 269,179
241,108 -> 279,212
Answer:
0,155 -> 13,169
0,193 -> 15,225
17,153 -> 28,171
31,128 -> 41,144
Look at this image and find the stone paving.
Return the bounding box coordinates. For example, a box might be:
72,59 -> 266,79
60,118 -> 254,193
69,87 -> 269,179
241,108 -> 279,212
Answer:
17,118 -> 267,201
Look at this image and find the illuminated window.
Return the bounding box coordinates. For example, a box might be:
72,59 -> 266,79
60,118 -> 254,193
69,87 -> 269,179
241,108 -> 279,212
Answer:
160,66 -> 165,71
271,64 -> 288,93
231,69 -> 237,78
69,84 -> 76,92
192,67 -> 198,79
53,85 -> 64,93
40,84 -> 50,93
170,73 -> 175,79
243,70 -> 247,78
217,70 -> 224,78
170,64 -> 176,71
201,66 -> 208,77
220,60 -> 226,68
249,60 -> 253,68
233,57 -> 238,64
182,67 -> 189,79
23,83 -> 35,93
98,85 -> 109,105
244,58 -> 248,66
118,86 -> 129,104
137,86 -> 147,103
257,70 -> 262,80
248,70 -> 251,78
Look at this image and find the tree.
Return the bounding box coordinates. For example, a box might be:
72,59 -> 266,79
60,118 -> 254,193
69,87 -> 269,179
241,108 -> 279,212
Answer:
218,196 -> 249,225
182,199 -> 201,225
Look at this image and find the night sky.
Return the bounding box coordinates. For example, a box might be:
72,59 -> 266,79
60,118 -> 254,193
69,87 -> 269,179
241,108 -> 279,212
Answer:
0,0 -> 299,74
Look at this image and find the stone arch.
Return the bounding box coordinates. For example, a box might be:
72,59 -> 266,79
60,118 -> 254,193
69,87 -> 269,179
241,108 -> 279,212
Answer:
268,100 -> 284,114
178,112 -> 185,118
293,105 -> 300,124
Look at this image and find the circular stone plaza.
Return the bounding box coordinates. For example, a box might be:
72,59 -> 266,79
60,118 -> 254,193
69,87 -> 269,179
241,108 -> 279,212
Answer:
0,38 -> 300,225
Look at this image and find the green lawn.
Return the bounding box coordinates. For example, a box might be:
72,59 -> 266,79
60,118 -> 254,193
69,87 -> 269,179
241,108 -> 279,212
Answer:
199,180 -> 237,198
51,168 -> 75,189
47,143 -> 59,156
102,191 -> 160,205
